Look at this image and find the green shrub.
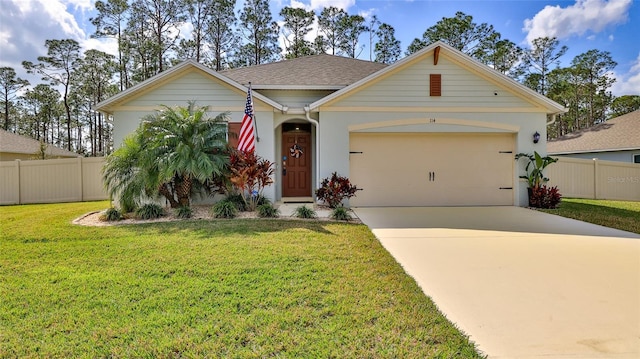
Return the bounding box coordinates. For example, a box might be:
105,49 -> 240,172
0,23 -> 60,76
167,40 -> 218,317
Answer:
101,207 -> 122,221
294,205 -> 316,219
212,200 -> 237,218
257,203 -> 279,218
225,193 -> 247,212
136,203 -> 165,220
316,172 -> 358,208
175,206 -> 193,219
330,206 -> 352,221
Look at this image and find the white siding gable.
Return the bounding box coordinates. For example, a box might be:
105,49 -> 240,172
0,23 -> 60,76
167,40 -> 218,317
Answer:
324,55 -> 536,111
117,70 -> 269,112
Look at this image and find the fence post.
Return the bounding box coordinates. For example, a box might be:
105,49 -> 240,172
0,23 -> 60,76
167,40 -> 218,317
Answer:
593,158 -> 599,200
77,156 -> 84,202
14,159 -> 21,204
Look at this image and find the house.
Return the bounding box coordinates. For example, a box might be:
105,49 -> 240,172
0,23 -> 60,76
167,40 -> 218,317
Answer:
547,110 -> 640,163
0,129 -> 78,161
95,41 -> 566,207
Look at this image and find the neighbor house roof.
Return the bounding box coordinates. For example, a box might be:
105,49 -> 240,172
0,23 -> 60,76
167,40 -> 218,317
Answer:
95,59 -> 285,114
220,54 -> 388,90
309,41 -> 567,115
547,110 -> 640,154
0,129 -> 78,158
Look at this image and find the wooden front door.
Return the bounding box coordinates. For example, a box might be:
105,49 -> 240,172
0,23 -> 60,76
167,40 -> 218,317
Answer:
282,130 -> 311,197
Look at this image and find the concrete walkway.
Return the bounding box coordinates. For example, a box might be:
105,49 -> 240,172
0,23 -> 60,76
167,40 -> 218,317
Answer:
353,206 -> 640,359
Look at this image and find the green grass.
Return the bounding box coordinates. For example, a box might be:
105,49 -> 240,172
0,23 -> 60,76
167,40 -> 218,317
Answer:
0,201 -> 483,358
539,198 -> 640,234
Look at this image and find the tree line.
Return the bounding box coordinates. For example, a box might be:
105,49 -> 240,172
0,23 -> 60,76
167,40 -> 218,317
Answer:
1,1 -> 639,157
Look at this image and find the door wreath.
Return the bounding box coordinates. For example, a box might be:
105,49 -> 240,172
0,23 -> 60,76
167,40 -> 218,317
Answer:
290,143 -> 304,158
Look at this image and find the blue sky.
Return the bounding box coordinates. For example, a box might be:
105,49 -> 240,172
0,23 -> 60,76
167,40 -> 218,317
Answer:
1,0 -> 638,95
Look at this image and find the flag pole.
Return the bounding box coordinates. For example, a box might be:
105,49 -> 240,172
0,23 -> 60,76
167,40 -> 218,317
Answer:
249,82 -> 259,142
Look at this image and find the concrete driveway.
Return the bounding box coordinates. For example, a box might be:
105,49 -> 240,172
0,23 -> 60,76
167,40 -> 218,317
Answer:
353,206 -> 640,359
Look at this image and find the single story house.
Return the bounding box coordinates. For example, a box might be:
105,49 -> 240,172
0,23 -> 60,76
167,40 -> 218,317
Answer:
0,129 -> 78,161
548,110 -> 640,163
95,41 -> 566,207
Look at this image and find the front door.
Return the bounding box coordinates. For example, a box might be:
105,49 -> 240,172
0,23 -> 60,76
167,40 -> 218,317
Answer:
282,126 -> 311,197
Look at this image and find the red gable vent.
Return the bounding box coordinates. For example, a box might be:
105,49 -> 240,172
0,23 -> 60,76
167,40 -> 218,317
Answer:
430,74 -> 442,97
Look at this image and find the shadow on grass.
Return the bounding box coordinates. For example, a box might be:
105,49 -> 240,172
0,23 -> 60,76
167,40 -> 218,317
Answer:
119,218 -> 363,238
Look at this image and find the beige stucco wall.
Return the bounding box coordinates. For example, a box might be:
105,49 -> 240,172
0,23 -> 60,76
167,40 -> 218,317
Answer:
317,111 -> 547,207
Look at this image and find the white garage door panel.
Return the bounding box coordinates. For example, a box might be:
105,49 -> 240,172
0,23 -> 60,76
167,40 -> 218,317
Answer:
349,133 -> 514,206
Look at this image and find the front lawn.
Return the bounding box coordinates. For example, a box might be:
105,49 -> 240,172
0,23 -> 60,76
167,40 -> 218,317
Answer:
539,198 -> 640,234
0,202 -> 483,358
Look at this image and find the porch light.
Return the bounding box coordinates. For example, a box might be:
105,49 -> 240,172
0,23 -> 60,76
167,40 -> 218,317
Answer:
533,131 -> 541,144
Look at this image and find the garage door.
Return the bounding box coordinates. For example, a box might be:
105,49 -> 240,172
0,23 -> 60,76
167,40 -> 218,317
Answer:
349,133 -> 514,206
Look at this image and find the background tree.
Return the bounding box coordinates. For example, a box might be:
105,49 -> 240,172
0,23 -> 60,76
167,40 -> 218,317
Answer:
0,67 -> 30,131
367,15 -> 380,61
374,23 -> 401,64
338,14 -> 367,58
23,39 -> 81,151
20,84 -> 62,144
180,0 -> 214,62
406,11 -> 497,59
205,0 -> 238,70
238,0 -> 280,65
75,50 -> 118,155
520,37 -> 568,96
123,3 -> 157,82
571,49 -> 617,127
317,6 -> 347,55
91,0 -> 130,90
480,35 -> 523,76
280,6 -> 315,59
131,0 -> 185,73
610,95 -> 640,117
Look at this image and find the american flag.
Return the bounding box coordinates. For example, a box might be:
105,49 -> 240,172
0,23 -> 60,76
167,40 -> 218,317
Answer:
237,86 -> 256,153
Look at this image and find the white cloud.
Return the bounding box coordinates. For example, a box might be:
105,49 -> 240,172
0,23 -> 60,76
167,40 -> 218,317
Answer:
308,0 -> 355,11
611,53 -> 640,96
523,0 -> 632,44
0,0 -> 89,67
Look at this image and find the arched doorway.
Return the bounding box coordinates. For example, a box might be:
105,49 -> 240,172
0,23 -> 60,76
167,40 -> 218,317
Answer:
281,123 -> 312,197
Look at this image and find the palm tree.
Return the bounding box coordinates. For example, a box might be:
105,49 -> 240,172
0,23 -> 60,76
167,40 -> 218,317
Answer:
103,102 -> 229,209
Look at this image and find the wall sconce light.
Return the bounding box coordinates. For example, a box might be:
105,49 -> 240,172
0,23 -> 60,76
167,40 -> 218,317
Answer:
533,131 -> 541,144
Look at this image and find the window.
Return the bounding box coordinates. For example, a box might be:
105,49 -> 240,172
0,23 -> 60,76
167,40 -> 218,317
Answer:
633,154 -> 640,164
227,122 -> 242,148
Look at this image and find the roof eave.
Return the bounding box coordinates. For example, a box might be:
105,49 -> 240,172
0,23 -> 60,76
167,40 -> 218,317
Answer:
252,84 -> 345,91
549,147 -> 640,155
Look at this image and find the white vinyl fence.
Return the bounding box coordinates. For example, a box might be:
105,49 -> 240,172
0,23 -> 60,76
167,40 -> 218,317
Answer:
546,157 -> 640,201
0,157 -> 108,205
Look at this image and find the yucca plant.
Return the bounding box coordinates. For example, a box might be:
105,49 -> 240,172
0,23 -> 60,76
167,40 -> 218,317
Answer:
257,203 -> 279,218
294,205 -> 316,219
175,206 -> 193,219
136,203 -> 165,220
330,206 -> 352,221
212,200 -> 237,219
101,207 -> 122,222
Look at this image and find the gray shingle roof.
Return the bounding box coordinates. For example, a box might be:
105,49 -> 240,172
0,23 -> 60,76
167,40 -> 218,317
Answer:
0,129 -> 78,158
220,54 -> 388,88
547,110 -> 640,154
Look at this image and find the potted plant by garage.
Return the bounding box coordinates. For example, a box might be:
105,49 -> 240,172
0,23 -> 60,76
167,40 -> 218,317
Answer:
515,151 -> 561,208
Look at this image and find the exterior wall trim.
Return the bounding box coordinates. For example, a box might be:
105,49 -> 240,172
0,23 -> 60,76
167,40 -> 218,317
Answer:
348,118 -> 520,132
